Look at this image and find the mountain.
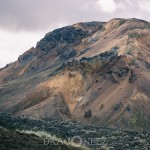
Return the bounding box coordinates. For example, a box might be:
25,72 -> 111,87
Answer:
0,18 -> 150,131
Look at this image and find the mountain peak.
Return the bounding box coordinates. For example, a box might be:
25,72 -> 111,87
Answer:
0,18 -> 150,131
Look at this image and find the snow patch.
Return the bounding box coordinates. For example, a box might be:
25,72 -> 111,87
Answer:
78,96 -> 83,102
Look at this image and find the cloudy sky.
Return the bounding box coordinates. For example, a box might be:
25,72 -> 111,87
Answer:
0,0 -> 149,67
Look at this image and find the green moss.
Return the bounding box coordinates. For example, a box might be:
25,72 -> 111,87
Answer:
118,20 -> 126,27
128,32 -> 145,38
127,112 -> 150,131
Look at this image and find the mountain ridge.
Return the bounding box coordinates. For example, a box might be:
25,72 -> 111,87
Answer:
0,18 -> 150,131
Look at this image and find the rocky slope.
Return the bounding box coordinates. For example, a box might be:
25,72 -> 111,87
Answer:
0,18 -> 150,131
0,113 -> 150,150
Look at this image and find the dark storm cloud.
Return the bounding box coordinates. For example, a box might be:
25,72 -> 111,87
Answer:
0,0 -> 149,31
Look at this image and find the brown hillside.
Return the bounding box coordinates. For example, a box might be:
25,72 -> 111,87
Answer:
0,18 -> 150,131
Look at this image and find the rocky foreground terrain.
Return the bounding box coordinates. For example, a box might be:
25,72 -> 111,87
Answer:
0,127 -> 83,150
0,113 -> 150,150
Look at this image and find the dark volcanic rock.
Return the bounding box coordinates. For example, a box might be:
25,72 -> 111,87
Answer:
36,27 -> 86,51
129,69 -> 137,83
84,110 -> 92,118
36,22 -> 103,52
59,48 -> 77,60
36,22 -> 103,60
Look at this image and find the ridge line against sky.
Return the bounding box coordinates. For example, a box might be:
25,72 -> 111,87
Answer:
0,0 -> 149,67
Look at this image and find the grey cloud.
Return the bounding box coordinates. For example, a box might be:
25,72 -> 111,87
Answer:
0,0 -> 149,31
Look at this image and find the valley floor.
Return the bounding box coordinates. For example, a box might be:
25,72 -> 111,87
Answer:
0,113 -> 150,150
